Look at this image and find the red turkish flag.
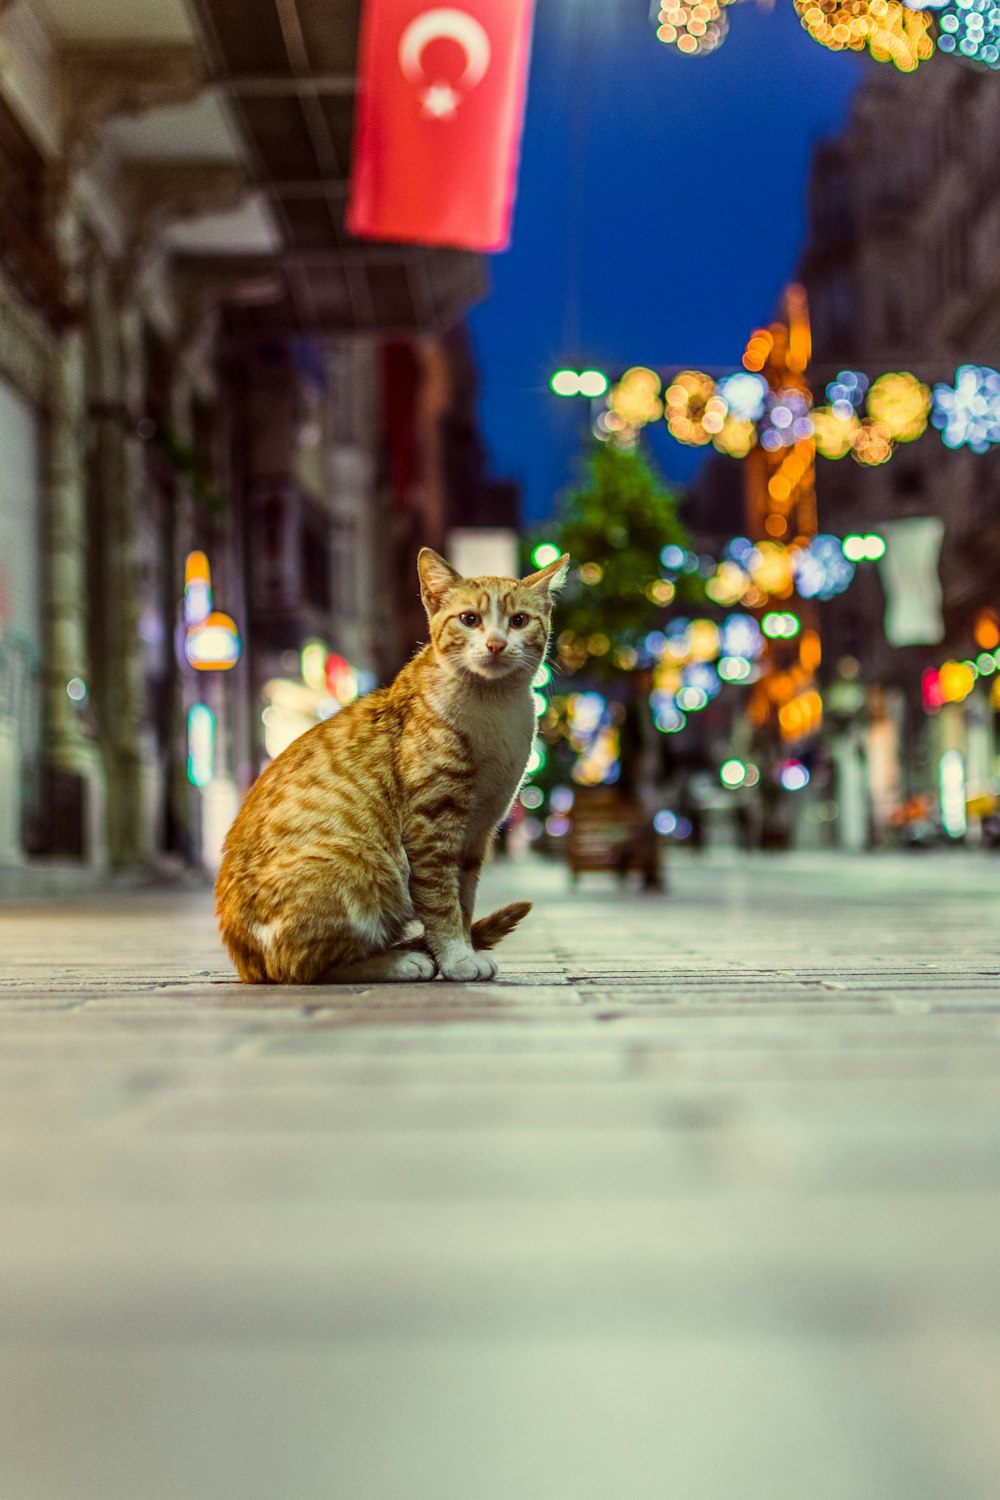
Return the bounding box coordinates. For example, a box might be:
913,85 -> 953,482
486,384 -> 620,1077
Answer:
348,0 -> 536,253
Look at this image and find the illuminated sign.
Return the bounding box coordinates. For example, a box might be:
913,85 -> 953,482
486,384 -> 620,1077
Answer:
187,704 -> 215,787
182,552 -> 241,671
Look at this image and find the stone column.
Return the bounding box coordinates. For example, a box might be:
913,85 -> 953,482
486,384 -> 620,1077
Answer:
44,177 -> 107,863
167,338 -> 198,866
91,262 -> 157,866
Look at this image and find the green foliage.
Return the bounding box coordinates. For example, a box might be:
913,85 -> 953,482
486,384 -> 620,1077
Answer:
531,442 -> 699,670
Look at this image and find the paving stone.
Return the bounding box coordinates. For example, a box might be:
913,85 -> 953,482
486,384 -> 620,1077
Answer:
2,849 -> 1000,1499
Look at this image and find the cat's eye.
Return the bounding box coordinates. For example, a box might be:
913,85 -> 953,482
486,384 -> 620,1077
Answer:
459,612 -> 480,628
509,613 -> 528,629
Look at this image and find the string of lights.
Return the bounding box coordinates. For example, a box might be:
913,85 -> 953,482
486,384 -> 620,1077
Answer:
648,0 -> 1000,71
551,361 -> 1000,465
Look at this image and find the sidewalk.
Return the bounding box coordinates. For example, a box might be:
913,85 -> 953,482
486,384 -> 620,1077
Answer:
1,851 -> 999,1499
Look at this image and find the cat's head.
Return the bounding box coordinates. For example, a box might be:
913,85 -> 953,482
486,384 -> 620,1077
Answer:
418,548 -> 570,684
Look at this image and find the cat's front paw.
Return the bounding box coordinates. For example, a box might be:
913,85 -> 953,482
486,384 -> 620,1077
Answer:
438,943 -> 498,983
390,950 -> 438,981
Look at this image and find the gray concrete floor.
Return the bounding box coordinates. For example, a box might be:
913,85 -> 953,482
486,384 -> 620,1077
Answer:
1,850 -> 999,1499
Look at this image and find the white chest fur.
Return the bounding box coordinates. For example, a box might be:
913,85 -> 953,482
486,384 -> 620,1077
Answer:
461,685 -> 536,846
427,675 -> 537,849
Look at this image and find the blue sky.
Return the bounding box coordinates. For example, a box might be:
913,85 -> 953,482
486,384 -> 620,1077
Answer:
468,0 -> 866,522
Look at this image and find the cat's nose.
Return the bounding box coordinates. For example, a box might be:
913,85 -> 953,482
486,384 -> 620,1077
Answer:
486,636 -> 507,655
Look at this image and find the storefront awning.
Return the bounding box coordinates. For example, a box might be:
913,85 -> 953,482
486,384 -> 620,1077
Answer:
185,0 -> 487,336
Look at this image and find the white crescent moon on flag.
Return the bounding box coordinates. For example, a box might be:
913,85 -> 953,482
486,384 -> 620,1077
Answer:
398,8 -> 492,90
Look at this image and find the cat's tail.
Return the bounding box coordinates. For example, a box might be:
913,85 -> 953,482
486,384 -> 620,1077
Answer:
470,901 -> 532,950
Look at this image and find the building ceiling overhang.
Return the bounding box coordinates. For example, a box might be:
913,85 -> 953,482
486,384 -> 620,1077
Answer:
184,0 -> 487,337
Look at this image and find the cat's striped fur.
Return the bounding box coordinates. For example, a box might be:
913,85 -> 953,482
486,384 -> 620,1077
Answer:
216,547 -> 569,983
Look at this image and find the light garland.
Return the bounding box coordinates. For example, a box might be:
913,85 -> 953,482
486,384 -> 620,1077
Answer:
794,0 -> 935,70
937,0 -> 1000,65
647,0 -> 996,73
658,534 -> 859,613
653,0 -> 729,55
590,363 -> 1000,466
538,538 -> 873,666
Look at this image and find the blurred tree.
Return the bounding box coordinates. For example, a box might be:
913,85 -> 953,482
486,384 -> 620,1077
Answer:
531,441 -> 699,674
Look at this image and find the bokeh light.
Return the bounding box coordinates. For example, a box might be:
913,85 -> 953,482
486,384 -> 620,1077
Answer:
525,744 -> 546,775
762,611 -> 801,640
685,661 -> 722,699
759,388 -> 814,451
842,534 -> 886,561
609,366 -> 663,428
937,0 -> 1000,66
851,417 -> 894,466
720,758 -> 747,788
974,610 -> 1000,651
705,559 -> 751,606
743,329 -> 774,373
716,371 -> 768,423
793,534 -> 856,599
794,0 -> 935,70
749,541 -> 795,597
713,417 -> 758,458
826,370 -> 869,410
654,0 -> 729,54
811,404 -> 860,458
676,685 -> 709,712
867,371 -> 931,442
532,542 -> 561,568
779,760 -> 811,791
578,369 -> 609,397
688,619 -> 721,662
663,370 -> 718,446
652,700 -> 686,733
720,612 -> 764,660
718,655 -> 753,681
550,370 -> 580,396
565,691 -> 620,786
938,660 -> 976,703
932,366 -> 1000,452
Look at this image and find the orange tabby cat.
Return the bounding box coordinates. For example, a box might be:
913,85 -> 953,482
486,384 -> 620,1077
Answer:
216,546 -> 570,983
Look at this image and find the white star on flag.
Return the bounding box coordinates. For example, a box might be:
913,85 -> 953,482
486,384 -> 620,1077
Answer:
421,83 -> 459,118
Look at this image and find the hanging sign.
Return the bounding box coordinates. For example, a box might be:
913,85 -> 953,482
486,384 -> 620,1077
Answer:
876,518 -> 945,647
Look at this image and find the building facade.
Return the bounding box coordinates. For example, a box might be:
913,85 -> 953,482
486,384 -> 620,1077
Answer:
0,0 -> 495,886
799,63 -> 1000,843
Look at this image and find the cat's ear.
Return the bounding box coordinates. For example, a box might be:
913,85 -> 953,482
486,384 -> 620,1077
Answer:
521,553 -> 570,600
418,547 -> 463,616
